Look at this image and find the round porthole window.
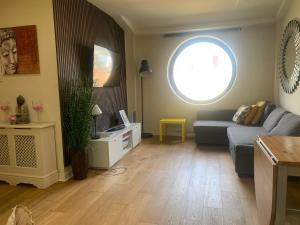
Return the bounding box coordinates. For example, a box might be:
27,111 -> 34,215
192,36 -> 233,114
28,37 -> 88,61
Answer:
168,36 -> 237,104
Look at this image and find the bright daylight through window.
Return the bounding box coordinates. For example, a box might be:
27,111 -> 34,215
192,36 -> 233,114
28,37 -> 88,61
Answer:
168,37 -> 236,104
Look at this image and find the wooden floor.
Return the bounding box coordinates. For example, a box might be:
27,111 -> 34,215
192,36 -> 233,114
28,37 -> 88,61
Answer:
0,137 -> 299,225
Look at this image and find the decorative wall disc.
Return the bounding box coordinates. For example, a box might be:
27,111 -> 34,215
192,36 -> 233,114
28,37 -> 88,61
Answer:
278,20 -> 300,94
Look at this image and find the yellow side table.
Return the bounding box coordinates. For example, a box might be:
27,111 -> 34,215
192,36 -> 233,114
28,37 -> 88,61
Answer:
159,118 -> 187,143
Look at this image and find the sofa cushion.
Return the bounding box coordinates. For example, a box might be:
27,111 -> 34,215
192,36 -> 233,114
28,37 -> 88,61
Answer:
251,101 -> 267,125
227,126 -> 268,145
244,105 -> 258,125
261,102 -> 276,124
232,105 -> 252,124
263,107 -> 287,132
193,120 -> 242,145
270,113 -> 300,136
193,120 -> 241,129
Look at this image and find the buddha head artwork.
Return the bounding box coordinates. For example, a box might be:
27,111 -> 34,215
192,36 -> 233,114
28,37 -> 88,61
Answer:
0,29 -> 18,75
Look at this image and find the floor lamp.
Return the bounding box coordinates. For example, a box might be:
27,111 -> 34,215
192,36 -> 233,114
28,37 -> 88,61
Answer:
139,60 -> 153,138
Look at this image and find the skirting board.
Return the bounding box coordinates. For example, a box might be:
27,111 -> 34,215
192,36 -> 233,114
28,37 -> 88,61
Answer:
59,165 -> 73,182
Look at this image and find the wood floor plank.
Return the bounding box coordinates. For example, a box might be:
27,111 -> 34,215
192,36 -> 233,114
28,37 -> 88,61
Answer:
0,138 -> 264,225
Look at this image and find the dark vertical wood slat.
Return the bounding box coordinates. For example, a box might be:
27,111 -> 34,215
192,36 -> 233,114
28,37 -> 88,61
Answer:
52,0 -> 127,165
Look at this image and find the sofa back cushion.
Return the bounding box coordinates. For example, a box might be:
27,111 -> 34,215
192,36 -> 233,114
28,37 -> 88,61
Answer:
263,107 -> 287,131
261,102 -> 276,124
197,110 -> 236,121
270,113 -> 300,136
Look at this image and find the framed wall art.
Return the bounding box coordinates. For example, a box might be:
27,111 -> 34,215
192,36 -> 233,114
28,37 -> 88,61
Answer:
0,25 -> 40,76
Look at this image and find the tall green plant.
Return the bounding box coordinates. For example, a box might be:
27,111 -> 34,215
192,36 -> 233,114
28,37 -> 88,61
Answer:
63,76 -> 93,151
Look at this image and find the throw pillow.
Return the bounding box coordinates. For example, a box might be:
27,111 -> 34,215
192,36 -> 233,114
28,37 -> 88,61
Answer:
251,101 -> 267,125
244,105 -> 258,125
232,105 -> 251,124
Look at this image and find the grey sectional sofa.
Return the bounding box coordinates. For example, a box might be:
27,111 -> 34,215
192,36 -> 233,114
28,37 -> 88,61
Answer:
193,103 -> 300,176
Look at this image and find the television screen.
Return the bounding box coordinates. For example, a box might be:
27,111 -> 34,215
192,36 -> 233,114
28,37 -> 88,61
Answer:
93,45 -> 121,87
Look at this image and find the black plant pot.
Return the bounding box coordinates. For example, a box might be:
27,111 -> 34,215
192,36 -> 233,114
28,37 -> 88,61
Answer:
70,150 -> 88,180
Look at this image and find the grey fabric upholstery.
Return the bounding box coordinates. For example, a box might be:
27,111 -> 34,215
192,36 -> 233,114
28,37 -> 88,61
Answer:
261,102 -> 276,124
270,113 -> 300,136
197,110 -> 236,121
263,107 -> 287,131
193,104 -> 299,176
227,127 -> 268,175
193,120 -> 242,145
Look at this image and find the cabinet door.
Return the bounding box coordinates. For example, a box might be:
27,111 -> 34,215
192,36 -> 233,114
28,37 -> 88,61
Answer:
132,123 -> 141,148
108,137 -> 123,167
254,140 -> 277,225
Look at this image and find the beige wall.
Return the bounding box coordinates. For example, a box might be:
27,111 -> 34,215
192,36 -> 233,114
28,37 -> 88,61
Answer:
275,0 -> 300,115
135,25 -> 275,136
125,31 -> 139,121
0,0 -> 66,179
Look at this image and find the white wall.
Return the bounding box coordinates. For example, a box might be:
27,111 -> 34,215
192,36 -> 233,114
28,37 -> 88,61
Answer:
0,0 -> 66,180
275,0 -> 300,115
135,25 -> 275,136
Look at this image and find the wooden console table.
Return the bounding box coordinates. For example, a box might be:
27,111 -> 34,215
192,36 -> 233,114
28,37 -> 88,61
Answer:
254,136 -> 300,225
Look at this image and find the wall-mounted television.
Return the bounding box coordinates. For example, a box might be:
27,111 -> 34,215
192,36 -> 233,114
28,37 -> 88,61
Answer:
93,45 -> 121,87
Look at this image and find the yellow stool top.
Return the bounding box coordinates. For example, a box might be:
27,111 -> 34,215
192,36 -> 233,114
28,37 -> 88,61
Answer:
160,118 -> 186,124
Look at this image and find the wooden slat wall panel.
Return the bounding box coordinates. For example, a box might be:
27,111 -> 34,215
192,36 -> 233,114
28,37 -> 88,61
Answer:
52,0 -> 127,165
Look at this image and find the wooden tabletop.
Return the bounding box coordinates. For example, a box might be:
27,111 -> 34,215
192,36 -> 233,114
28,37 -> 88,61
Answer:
258,136 -> 300,166
160,118 -> 186,123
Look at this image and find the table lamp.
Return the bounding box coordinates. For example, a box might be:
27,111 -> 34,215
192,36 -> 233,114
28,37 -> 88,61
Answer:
91,104 -> 102,139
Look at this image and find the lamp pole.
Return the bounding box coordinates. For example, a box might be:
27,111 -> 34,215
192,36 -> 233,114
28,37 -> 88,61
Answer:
139,60 -> 153,138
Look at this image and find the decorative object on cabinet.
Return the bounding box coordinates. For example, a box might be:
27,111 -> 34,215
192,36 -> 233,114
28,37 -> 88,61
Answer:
139,59 -> 153,138
254,136 -> 300,225
15,95 -> 30,124
88,123 -> 141,169
91,104 -> 102,139
64,77 -> 93,180
0,25 -> 40,75
32,100 -> 43,122
278,20 -> 300,94
9,115 -> 16,125
119,110 -> 130,127
0,122 -> 58,188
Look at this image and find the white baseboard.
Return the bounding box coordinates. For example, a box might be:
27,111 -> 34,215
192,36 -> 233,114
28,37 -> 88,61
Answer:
58,165 -> 73,182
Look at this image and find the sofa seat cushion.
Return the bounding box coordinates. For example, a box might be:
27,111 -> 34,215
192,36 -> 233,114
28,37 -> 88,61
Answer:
193,120 -> 242,130
263,107 -> 287,131
270,113 -> 300,136
227,126 -> 268,145
193,121 -> 243,145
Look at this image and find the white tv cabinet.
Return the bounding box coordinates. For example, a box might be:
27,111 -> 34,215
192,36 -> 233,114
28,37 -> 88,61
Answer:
88,123 -> 141,169
0,122 -> 58,188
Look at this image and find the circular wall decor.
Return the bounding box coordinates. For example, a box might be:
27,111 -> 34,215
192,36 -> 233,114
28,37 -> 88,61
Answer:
278,20 -> 300,94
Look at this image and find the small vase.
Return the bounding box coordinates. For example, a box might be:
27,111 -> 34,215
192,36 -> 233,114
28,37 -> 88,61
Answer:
70,150 -> 88,180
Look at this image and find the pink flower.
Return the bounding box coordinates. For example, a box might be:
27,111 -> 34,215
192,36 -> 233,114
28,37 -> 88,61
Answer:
0,105 -> 9,111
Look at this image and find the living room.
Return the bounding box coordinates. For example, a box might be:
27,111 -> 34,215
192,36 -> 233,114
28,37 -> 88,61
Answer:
0,0 -> 300,224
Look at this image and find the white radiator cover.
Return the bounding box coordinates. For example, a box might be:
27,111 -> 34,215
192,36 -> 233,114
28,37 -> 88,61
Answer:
0,123 -> 58,188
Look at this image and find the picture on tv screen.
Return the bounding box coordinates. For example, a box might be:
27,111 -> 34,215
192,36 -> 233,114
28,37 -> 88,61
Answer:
93,45 -> 121,87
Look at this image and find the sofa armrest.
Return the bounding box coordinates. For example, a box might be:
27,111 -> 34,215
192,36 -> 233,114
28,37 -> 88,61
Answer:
196,110 -> 236,121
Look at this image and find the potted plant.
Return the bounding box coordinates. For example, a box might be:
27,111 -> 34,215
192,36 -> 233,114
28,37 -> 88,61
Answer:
63,77 -> 93,180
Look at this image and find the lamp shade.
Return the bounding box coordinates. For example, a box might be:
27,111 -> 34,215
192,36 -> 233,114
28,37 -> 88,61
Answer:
139,60 -> 152,75
91,104 -> 102,116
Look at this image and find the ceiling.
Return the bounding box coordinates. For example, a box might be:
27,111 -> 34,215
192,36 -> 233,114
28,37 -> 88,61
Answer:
88,0 -> 287,34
